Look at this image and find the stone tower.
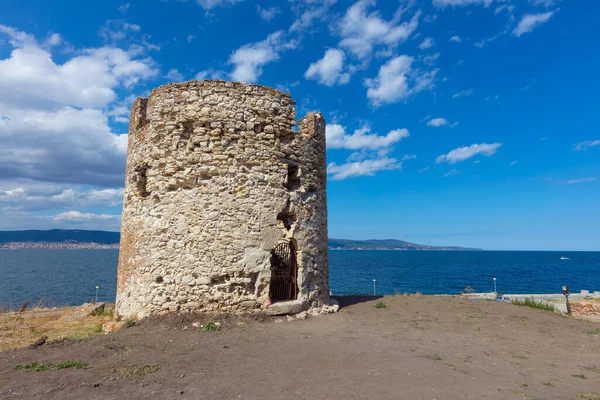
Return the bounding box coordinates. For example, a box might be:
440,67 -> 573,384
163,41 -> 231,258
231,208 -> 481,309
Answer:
116,80 -> 329,319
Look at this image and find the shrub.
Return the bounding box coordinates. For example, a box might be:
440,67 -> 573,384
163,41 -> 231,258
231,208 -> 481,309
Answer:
56,360 -> 87,370
374,301 -> 388,309
203,321 -> 219,332
13,362 -> 49,372
511,297 -> 557,312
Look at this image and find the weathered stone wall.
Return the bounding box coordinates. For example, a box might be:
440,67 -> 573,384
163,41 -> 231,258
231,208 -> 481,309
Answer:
571,301 -> 600,318
116,80 -> 329,319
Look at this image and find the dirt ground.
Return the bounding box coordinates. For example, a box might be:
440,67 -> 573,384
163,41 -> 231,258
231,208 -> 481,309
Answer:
1,296 -> 599,400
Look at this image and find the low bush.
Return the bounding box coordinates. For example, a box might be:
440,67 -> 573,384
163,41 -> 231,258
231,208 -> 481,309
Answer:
511,297 -> 557,312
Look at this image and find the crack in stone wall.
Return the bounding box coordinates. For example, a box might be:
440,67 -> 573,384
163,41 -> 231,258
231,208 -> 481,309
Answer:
116,80 -> 329,319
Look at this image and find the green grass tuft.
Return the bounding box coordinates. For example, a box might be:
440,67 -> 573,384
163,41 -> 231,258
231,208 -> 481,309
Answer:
55,360 -> 87,370
585,329 -> 600,335
374,301 -> 388,309
572,374 -> 587,380
13,362 -> 50,372
511,297 -> 557,312
203,321 -> 219,332
541,381 -> 553,387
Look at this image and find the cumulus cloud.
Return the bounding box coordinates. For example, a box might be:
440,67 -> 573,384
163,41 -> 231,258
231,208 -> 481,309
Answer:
365,55 -> 437,106
433,0 -> 493,7
304,49 -> 350,86
449,35 -> 462,42
0,26 -> 157,109
566,177 -> 597,184
338,0 -> 421,59
228,30 -> 296,83
512,11 -> 555,37
0,25 -> 156,189
574,140 -> 600,151
326,124 -> 409,150
402,154 -> 417,161
436,143 -> 502,164
328,157 -> 402,180
419,38 -> 434,50
426,117 -> 457,127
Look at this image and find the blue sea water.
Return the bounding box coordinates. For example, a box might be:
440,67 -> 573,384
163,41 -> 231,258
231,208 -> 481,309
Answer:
0,249 -> 599,307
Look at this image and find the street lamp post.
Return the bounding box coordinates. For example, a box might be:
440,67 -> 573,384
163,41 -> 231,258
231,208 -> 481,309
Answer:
493,277 -> 497,295
373,279 -> 377,296
95,286 -> 99,303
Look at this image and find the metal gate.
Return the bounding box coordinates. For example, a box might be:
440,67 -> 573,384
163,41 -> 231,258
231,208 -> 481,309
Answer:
269,241 -> 298,302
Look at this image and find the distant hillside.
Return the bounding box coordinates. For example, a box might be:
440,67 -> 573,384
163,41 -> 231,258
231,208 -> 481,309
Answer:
0,230 -> 480,250
0,230 -> 120,244
328,238 -> 481,251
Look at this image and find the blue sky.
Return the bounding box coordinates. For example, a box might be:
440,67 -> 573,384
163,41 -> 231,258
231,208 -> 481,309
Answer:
0,0 -> 598,250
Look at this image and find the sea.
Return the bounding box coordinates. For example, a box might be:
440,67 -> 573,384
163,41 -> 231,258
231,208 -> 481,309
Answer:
1,249 -> 599,308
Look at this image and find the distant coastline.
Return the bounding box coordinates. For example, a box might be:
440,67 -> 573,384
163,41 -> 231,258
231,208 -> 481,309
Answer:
0,230 -> 480,251
0,242 -> 119,250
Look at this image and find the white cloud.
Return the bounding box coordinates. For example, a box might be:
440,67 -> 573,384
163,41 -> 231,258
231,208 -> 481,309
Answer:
433,0 -> 493,7
574,140 -> 600,151
419,166 -> 430,172
426,117 -> 457,127
449,35 -> 462,42
289,0 -> 337,33
99,20 -> 141,42
196,0 -> 245,10
452,89 -> 473,98
166,68 -> 185,81
118,3 -> 131,13
328,157 -> 402,180
256,5 -> 280,22
475,34 -> 499,48
512,11 -> 555,37
365,55 -> 437,106
419,37 -> 434,50
566,177 -> 597,184
444,168 -> 461,177
529,0 -> 557,6
402,154 -> 417,161
326,124 -> 409,150
0,184 -> 123,212
338,0 -> 421,59
0,25 -> 156,187
187,35 -> 196,43
195,68 -> 226,80
228,30 -> 296,83
45,33 -> 62,47
436,143 -> 502,164
0,106 -> 127,186
0,27 -> 157,109
52,211 -> 121,222
305,49 -> 350,86
510,160 -> 518,165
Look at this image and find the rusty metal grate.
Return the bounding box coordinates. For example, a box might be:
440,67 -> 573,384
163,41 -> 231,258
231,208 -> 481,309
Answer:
269,241 -> 297,302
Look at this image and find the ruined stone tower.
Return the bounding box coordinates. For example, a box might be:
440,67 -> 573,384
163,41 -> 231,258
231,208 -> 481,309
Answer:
116,80 -> 329,319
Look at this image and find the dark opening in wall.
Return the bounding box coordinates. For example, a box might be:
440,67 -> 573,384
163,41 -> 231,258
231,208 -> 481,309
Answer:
254,123 -> 264,134
284,163 -> 300,190
277,211 -> 296,230
134,166 -> 150,197
269,241 -> 298,302
181,121 -> 194,139
155,276 -> 163,284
